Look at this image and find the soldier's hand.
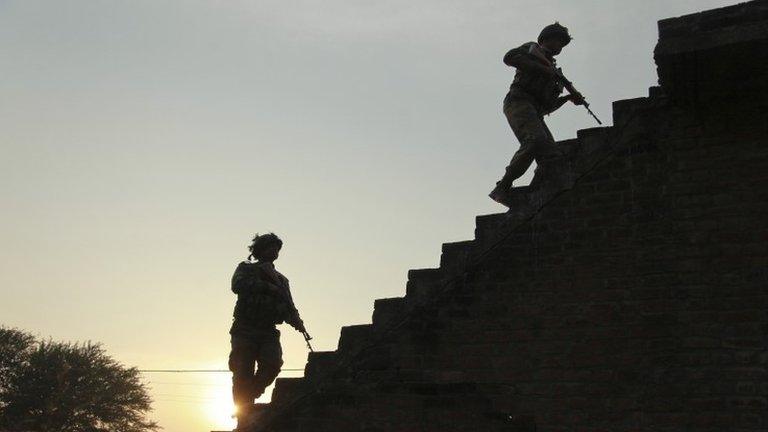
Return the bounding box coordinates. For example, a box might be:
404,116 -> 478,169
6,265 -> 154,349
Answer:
291,317 -> 306,333
570,93 -> 586,106
297,320 -> 307,334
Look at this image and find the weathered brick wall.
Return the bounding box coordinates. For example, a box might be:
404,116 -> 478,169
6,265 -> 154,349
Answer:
250,2 -> 768,431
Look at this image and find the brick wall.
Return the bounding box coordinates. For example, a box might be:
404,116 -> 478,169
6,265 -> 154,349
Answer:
249,2 -> 768,431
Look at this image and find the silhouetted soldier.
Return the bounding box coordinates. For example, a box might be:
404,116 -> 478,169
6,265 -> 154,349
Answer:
228,233 -> 306,430
490,23 -> 586,206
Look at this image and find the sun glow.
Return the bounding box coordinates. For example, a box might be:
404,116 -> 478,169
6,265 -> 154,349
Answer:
205,377 -> 237,429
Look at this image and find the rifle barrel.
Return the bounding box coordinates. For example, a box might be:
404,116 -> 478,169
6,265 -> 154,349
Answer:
524,48 -> 603,122
556,70 -> 602,125
302,331 -> 314,352
585,105 -> 603,125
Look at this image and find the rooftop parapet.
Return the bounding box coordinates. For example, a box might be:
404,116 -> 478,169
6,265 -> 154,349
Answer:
654,0 -> 768,107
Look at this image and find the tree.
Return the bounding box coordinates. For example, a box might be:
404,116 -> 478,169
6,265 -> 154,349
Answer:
0,327 -> 158,432
0,328 -> 35,402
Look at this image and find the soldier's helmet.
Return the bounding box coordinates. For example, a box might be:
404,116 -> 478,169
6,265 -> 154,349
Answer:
538,22 -> 572,46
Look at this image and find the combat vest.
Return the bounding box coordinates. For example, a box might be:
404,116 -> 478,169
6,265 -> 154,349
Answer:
508,42 -> 564,115
229,261 -> 295,338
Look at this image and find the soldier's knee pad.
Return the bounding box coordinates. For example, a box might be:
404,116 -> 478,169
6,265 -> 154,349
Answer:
260,341 -> 284,370
229,352 -> 256,376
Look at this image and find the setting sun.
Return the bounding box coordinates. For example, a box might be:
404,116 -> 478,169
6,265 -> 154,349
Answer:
205,375 -> 237,429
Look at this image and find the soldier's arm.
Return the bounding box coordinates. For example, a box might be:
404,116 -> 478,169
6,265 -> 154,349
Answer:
280,297 -> 304,332
504,44 -> 557,77
282,282 -> 306,332
544,94 -> 586,115
231,264 -> 250,294
231,264 -> 282,295
545,96 -> 571,115
286,310 -> 305,332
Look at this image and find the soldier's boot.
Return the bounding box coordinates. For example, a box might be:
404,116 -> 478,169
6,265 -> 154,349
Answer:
232,381 -> 268,431
234,404 -> 259,431
489,180 -> 514,205
489,184 -> 507,204
232,384 -> 264,431
234,407 -> 247,431
490,157 -> 526,205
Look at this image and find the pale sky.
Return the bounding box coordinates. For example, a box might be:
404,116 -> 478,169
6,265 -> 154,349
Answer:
0,0 -> 743,430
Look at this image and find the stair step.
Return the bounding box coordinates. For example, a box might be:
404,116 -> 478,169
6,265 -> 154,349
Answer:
557,138 -> 581,157
303,351 -> 338,382
576,125 -> 611,139
338,324 -> 372,352
648,85 -> 665,97
253,402 -> 270,411
270,377 -> 306,406
576,126 -> 612,154
251,402 -> 270,416
474,213 -> 508,243
530,155 -> 571,185
504,187 -> 535,216
372,297 -> 406,329
439,240 -> 475,272
233,403 -> 271,431
612,96 -> 652,125
408,268 -> 443,280
405,268 -> 445,301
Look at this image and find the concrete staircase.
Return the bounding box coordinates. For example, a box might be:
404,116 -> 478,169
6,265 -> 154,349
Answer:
237,2 -> 768,429
246,87 -> 669,431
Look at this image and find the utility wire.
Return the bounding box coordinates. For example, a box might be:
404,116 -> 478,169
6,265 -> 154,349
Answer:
138,369 -> 304,373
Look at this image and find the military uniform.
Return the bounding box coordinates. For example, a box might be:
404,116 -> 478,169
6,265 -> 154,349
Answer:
490,42 -> 567,204
228,261 -> 301,416
499,41 -> 566,185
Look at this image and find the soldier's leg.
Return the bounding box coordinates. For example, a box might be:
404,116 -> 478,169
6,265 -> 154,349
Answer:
252,338 -> 283,399
530,118 -> 565,180
228,337 -> 258,421
533,119 -> 561,159
497,100 -> 546,188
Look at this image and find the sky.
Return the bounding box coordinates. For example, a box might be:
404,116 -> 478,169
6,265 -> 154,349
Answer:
0,0 -> 744,430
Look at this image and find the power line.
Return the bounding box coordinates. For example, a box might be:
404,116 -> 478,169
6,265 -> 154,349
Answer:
138,369 -> 305,372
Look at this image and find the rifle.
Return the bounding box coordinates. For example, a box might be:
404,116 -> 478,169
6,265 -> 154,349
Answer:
301,330 -> 314,352
527,44 -> 602,125
256,265 -> 314,351
288,311 -> 314,352
554,70 -> 602,125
